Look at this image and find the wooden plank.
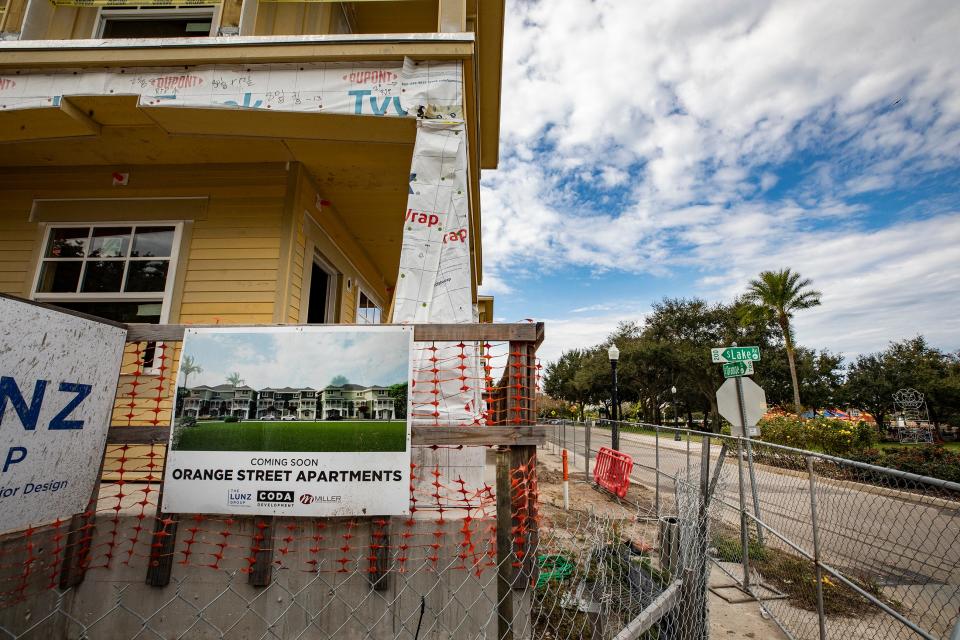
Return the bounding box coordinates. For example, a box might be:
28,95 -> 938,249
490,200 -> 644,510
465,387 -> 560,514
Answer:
495,447 -> 515,640
145,479 -> 179,587
107,424 -> 547,446
368,518 -> 390,592
248,517 -> 275,587
124,322 -> 540,343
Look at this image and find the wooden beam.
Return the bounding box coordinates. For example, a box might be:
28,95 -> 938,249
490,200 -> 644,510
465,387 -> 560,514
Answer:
123,322 -> 539,343
0,40 -> 473,70
438,0 -> 466,32
107,424 -> 547,446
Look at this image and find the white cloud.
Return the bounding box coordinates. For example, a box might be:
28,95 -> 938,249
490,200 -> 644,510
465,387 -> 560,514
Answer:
481,0 -> 960,356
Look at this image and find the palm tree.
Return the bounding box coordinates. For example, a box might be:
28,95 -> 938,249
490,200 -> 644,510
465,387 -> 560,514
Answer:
742,269 -> 822,414
226,371 -> 244,387
180,355 -> 202,389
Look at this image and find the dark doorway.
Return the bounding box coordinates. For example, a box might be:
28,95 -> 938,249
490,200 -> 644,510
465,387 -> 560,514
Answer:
307,262 -> 330,323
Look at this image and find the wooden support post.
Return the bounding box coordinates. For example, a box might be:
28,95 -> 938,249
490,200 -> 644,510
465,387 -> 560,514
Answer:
496,447 -> 516,640
512,444 -> 538,589
248,516 -> 275,587
368,517 -> 391,592
146,480 -> 179,587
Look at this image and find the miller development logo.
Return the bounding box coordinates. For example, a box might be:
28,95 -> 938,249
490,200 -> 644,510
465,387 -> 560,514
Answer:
299,494 -> 342,505
227,489 -> 252,507
257,490 -> 294,506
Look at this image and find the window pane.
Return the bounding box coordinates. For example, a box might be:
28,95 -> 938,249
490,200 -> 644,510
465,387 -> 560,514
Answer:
53,300 -> 161,324
89,227 -> 131,258
132,227 -> 175,257
37,261 -> 81,293
81,260 -> 124,292
46,228 -> 88,258
125,260 -> 169,292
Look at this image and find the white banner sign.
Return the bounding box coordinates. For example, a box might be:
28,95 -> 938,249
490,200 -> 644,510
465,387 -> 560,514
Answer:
0,59 -> 461,118
0,296 -> 126,535
161,326 -> 413,516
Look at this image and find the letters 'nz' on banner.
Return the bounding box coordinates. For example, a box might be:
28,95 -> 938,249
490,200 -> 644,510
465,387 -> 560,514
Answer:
0,295 -> 127,535
161,325 -> 414,517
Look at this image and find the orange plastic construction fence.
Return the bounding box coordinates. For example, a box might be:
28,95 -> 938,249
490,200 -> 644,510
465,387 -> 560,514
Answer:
592,446 -> 633,498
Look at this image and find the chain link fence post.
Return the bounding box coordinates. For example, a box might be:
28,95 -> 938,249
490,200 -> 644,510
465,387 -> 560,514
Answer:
737,437 -> 751,595
655,425 -> 661,519
806,456 -> 828,640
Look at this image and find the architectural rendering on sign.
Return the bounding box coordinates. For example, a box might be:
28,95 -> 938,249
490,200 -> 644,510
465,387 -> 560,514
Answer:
170,326 -> 411,454
181,383 -> 397,421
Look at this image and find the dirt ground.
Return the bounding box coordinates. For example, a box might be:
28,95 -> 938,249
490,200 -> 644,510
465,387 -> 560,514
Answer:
536,449 -> 787,639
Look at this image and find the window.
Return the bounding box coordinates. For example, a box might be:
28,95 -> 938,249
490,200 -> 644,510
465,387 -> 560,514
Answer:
357,291 -> 382,324
95,7 -> 217,39
34,224 -> 181,366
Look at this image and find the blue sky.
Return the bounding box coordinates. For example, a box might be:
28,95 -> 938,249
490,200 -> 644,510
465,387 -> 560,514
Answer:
479,0 -> 960,363
181,328 -> 410,390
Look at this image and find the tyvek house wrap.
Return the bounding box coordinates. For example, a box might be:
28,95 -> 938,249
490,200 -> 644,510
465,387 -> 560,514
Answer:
394,61 -> 487,496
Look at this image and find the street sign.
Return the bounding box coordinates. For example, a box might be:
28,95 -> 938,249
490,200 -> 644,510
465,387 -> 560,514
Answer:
711,346 -> 760,363
716,377 -> 767,437
722,361 -> 754,378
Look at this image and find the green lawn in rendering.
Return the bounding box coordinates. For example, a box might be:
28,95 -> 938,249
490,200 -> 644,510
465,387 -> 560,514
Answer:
174,420 -> 407,453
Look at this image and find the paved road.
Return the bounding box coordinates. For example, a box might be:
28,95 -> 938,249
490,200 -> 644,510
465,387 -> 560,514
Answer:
545,423 -> 960,638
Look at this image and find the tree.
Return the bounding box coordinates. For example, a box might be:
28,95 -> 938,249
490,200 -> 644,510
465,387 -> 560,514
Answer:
226,372 -> 244,387
388,382 -> 408,419
741,268 -> 822,413
543,349 -> 597,421
330,375 -> 349,386
180,354 -> 202,389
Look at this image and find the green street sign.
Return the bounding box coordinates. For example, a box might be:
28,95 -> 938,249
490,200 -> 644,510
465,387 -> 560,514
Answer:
722,361 -> 754,378
711,346 -> 761,363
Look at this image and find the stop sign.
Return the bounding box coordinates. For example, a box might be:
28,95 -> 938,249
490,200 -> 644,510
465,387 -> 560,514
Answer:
716,377 -> 767,437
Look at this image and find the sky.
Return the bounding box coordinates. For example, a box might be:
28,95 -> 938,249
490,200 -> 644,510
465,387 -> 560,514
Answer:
478,0 -> 960,365
180,328 -> 410,390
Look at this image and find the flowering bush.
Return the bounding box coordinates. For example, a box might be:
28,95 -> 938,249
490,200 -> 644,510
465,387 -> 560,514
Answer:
853,446 -> 960,483
758,416 -> 878,457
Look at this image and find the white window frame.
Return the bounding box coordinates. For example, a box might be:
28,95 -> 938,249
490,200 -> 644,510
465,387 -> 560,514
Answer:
31,222 -> 183,324
356,288 -> 383,325
31,222 -> 183,373
93,6 -> 220,39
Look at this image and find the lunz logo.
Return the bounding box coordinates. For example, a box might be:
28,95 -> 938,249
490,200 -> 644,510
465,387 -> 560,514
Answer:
257,490 -> 294,504
343,70 -> 397,84
0,79 -> 16,91
227,489 -> 252,507
150,75 -> 203,91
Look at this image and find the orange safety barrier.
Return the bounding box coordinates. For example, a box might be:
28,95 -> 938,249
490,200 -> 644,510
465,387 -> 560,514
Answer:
592,447 -> 633,498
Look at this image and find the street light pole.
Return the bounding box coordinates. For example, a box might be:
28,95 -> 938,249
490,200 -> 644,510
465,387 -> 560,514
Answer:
672,385 -> 681,441
608,345 -> 620,451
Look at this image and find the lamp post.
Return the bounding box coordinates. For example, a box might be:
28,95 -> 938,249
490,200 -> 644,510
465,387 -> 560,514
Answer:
608,344 -> 620,451
672,385 -> 681,441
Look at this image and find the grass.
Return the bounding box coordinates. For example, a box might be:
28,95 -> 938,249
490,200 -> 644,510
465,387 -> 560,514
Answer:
876,441 -> 960,453
712,531 -> 895,617
174,420 -> 407,453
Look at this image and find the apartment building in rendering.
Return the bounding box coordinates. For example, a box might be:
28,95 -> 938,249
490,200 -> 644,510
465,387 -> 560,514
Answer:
181,384 -> 256,419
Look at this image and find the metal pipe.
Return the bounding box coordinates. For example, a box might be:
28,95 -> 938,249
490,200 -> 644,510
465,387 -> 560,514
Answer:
806,457 -> 828,640
745,439 -> 765,546
738,438 -> 751,594
655,425 -> 661,518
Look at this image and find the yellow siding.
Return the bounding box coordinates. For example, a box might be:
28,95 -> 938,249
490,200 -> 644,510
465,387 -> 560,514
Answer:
1,0 -> 28,34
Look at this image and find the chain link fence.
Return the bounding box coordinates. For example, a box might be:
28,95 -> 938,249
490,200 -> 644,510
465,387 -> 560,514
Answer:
547,419 -> 960,640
